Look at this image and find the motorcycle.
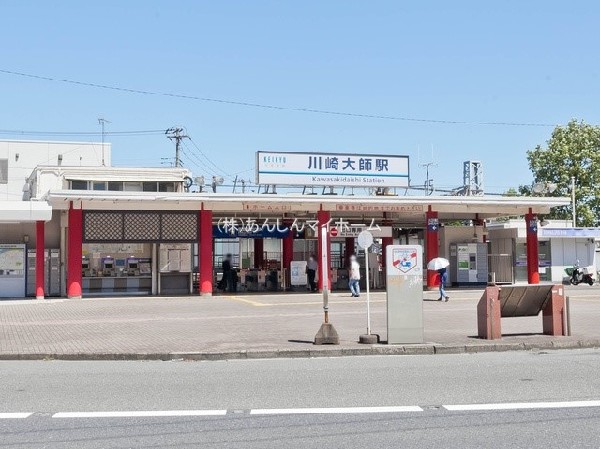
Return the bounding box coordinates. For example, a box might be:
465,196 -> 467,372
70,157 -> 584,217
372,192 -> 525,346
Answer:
566,262 -> 595,286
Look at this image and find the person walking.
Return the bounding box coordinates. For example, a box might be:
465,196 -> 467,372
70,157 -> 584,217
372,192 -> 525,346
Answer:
221,254 -> 234,292
306,255 -> 318,292
438,267 -> 449,302
349,255 -> 361,297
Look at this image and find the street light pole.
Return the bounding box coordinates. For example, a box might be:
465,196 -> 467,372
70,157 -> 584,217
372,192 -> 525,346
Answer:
571,176 -> 576,227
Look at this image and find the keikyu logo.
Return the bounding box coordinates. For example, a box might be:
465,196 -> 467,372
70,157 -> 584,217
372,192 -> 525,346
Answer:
263,155 -> 287,166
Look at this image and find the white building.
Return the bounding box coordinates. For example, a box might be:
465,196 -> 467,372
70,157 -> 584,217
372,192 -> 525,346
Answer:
0,140 -> 110,201
488,219 -> 598,284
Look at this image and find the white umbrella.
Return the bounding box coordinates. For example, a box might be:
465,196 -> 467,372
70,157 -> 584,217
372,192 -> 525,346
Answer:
427,257 -> 450,270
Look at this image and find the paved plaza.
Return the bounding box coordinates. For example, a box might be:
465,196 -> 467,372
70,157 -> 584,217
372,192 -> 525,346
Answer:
0,286 -> 599,359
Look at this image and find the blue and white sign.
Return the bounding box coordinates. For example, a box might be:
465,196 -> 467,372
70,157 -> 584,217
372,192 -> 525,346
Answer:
539,228 -> 600,238
256,151 -> 410,187
391,247 -> 419,274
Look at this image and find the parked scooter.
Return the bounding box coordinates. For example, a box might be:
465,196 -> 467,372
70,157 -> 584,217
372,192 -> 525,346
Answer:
567,261 -> 595,286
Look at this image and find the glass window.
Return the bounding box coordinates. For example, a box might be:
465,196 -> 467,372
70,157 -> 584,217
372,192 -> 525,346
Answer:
158,182 -> 175,192
92,181 -> 106,190
107,181 -> 123,191
0,159 -> 7,184
143,182 -> 158,192
71,180 -> 88,190
123,182 -> 142,192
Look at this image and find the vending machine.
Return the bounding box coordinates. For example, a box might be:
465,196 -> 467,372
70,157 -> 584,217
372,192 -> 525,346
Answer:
26,248 -> 61,297
449,243 -> 488,286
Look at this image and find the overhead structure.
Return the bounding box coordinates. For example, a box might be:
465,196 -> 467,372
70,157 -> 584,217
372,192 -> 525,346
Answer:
462,160 -> 484,196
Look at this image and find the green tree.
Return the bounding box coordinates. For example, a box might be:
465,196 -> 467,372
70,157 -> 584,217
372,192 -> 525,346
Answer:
503,187 -> 520,197
525,119 -> 600,227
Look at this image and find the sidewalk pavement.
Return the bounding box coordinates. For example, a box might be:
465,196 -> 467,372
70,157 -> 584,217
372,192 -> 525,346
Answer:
0,287 -> 599,361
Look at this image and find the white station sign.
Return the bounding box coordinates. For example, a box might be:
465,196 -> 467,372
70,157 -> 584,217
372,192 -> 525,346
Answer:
256,151 -> 410,187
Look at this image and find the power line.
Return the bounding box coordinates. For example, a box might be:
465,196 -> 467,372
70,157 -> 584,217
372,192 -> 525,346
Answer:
0,68 -> 558,127
0,128 -> 166,136
186,138 -> 231,178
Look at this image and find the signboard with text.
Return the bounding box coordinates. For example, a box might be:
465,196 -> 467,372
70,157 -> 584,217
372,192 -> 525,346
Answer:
256,151 -> 410,187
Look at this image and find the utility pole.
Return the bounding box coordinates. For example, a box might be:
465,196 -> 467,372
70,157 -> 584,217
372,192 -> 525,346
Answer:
165,127 -> 188,168
98,117 -> 110,166
571,175 -> 576,227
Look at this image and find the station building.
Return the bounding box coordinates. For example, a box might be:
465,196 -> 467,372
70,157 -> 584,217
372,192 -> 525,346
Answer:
0,140 -> 570,299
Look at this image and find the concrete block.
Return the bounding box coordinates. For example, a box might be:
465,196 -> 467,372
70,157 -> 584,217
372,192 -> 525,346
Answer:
309,348 -> 344,358
523,341 -> 554,351
464,343 -> 497,354
494,342 -> 526,352
314,323 -> 340,345
358,334 -> 380,344
434,344 -> 466,355
372,346 -> 405,356
247,350 -> 279,360
550,339 -> 581,349
402,344 -> 435,355
277,349 -> 312,359
341,347 -> 372,357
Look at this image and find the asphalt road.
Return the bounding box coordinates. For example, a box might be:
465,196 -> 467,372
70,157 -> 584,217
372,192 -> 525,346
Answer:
1,349 -> 600,448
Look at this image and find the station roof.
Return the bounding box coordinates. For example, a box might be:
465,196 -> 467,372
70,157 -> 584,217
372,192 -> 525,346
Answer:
0,200 -> 53,223
45,190 -> 570,226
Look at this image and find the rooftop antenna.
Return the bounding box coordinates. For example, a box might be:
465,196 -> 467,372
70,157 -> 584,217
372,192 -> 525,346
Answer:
419,145 -> 437,195
98,117 -> 111,166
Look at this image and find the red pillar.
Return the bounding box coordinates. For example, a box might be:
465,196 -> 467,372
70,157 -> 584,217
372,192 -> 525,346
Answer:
525,210 -> 540,284
381,236 -> 393,279
67,202 -> 83,299
282,225 -> 294,289
254,239 -> 264,269
35,220 -> 45,299
199,209 -> 213,295
426,208 -> 439,288
317,210 -> 331,291
344,237 -> 355,268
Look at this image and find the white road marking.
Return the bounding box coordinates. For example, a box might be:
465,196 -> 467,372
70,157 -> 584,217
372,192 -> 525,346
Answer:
0,413 -> 32,419
444,400 -> 600,411
52,410 -> 227,418
250,406 -> 423,415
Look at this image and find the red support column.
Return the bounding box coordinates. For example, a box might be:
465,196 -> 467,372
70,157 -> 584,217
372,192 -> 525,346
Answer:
199,209 -> 213,296
254,239 -> 264,269
282,224 -> 294,289
67,202 -> 83,299
425,208 -> 439,288
317,210 -> 331,291
344,237 -> 355,268
35,220 -> 45,299
525,210 -> 540,284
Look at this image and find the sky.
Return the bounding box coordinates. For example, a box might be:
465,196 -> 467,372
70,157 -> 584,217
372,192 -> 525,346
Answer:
1,0 -> 599,193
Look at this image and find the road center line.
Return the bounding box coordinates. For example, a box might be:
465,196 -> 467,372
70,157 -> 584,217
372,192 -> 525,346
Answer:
0,413 -> 33,419
52,410 -> 227,418
250,406 -> 423,415
444,400 -> 600,411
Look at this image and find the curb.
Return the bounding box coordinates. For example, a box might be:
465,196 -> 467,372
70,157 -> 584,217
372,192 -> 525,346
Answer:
0,339 -> 597,362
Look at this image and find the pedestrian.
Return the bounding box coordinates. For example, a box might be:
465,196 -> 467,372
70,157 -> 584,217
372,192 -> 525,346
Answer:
306,254 -> 318,292
349,254 -> 361,297
438,267 -> 449,302
221,254 -> 233,292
